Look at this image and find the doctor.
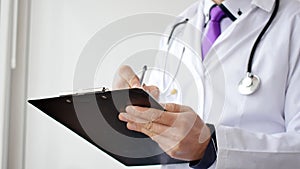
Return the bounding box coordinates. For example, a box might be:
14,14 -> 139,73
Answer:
114,0 -> 300,168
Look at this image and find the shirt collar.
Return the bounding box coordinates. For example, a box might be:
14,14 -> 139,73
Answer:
251,0 -> 276,12
222,0 -> 252,19
203,0 -> 276,23
204,0 -> 216,24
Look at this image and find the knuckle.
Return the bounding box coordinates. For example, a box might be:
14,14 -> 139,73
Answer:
141,127 -> 152,137
145,121 -> 153,130
167,103 -> 180,112
154,111 -> 163,122
174,104 -> 181,111
170,103 -> 177,110
148,122 -> 153,130
165,103 -> 173,111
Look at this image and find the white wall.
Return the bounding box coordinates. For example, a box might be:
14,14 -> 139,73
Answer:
25,0 -> 196,169
0,0 -> 14,168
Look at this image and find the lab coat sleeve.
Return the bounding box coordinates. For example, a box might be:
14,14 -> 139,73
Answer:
215,126 -> 300,168
215,13 -> 300,169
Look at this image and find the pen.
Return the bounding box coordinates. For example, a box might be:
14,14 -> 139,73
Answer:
139,65 -> 147,85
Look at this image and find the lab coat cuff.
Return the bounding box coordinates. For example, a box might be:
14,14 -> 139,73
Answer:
189,124 -> 217,169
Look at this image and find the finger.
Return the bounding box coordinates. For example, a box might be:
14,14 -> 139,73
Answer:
120,114 -> 185,142
143,85 -> 160,100
126,122 -> 175,144
118,65 -> 140,87
140,123 -> 186,144
126,122 -> 156,138
161,103 -> 191,113
126,121 -> 184,157
112,74 -> 130,89
119,112 -> 175,134
126,106 -> 178,126
129,121 -> 173,136
119,113 -> 148,124
119,113 -> 178,138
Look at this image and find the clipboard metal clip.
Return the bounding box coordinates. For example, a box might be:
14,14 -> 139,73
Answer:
59,87 -> 110,96
101,87 -> 109,93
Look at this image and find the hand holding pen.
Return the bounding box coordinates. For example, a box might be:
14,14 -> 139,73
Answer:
112,65 -> 160,99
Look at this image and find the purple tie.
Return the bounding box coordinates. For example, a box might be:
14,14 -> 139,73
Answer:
202,6 -> 226,59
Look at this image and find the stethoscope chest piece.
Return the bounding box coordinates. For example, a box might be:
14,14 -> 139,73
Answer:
238,73 -> 260,95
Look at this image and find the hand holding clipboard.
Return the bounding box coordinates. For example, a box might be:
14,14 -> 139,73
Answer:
114,65 -> 212,162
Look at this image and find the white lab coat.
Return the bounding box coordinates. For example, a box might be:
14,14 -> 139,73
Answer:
147,0 -> 300,168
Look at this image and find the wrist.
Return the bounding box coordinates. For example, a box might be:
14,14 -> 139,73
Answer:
199,125 -> 212,159
189,124 -> 218,169
192,124 -> 212,161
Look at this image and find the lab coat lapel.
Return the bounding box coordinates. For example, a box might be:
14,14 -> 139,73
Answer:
203,5 -> 275,71
201,5 -> 278,124
179,1 -> 205,70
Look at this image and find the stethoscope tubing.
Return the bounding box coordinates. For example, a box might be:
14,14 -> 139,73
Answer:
247,0 -> 280,74
163,0 -> 280,95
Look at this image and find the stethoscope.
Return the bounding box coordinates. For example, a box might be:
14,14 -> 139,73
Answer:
163,0 -> 280,96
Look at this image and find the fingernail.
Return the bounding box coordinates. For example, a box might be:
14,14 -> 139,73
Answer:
125,106 -> 133,113
119,113 -> 128,122
150,89 -> 159,96
131,82 -> 140,88
127,123 -> 136,130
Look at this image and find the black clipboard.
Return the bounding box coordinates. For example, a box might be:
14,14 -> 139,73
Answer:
28,88 -> 186,166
